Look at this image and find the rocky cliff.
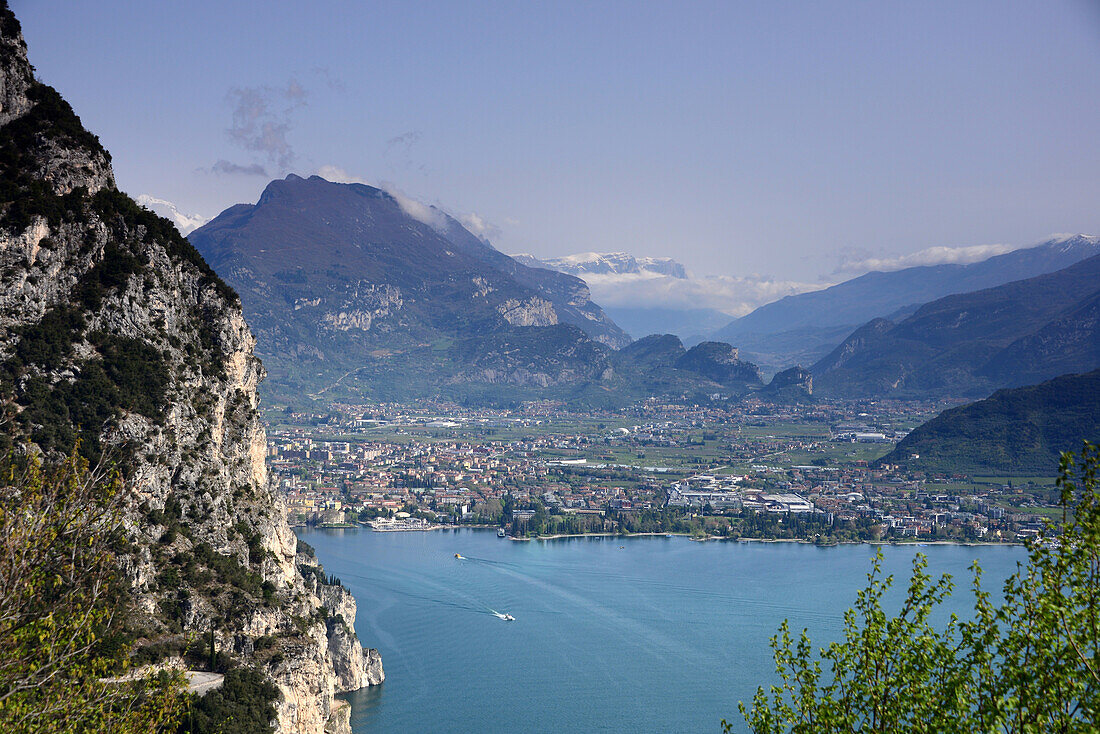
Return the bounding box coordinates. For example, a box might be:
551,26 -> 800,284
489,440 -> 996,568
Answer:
0,6 -> 379,732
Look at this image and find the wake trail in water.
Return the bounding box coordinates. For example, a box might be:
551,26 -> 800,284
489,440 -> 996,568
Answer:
336,567 -> 500,617
338,558 -> 523,622
526,566 -> 842,625
454,555 -> 522,569
473,560 -> 704,666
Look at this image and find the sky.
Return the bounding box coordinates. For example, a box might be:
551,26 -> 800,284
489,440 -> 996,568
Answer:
11,0 -> 1100,291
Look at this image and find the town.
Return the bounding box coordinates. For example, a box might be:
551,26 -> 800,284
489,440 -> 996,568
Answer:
269,396 -> 1057,544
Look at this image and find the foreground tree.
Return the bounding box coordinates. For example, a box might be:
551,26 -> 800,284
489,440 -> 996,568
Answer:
0,450 -> 183,733
733,442 -> 1100,733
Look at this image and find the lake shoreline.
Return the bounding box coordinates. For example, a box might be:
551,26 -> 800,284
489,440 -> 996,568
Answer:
510,532 -> 1021,547
305,525 -> 1021,547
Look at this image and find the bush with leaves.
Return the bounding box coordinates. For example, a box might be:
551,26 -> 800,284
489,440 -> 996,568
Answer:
733,441 -> 1100,733
176,667 -> 278,734
0,449 -> 183,733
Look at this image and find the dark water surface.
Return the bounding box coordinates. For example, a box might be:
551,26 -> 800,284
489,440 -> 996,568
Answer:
296,528 -> 1026,733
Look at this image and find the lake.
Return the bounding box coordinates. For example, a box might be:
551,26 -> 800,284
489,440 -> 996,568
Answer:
296,528 -> 1026,733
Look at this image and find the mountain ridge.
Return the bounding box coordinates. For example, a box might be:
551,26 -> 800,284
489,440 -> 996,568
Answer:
713,234 -> 1100,369
811,253 -> 1100,398
513,251 -> 688,278
879,370 -> 1100,475
189,175 -> 632,404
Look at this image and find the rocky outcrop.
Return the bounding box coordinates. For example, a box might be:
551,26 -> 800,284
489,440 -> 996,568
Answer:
674,341 -> 763,387
319,282 -> 404,332
364,648 -> 385,686
0,6 -> 380,733
617,333 -> 687,368
763,365 -> 813,402
497,296 -> 558,327
0,12 -> 32,125
305,555 -> 386,691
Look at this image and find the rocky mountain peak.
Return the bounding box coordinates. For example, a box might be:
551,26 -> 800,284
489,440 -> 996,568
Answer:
189,174 -> 630,403
0,4 -> 113,201
0,5 -> 33,126
764,365 -> 813,402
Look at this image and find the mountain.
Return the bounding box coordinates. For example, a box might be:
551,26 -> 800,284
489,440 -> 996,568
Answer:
596,306 -> 732,343
0,7 -> 378,732
761,366 -> 814,403
512,251 -> 732,341
189,176 -> 629,404
879,370 -> 1100,475
135,194 -> 209,234
513,251 -> 687,278
430,220 -> 630,348
611,335 -> 765,398
616,333 -> 687,368
811,254 -> 1100,398
713,235 -> 1100,370
673,341 -> 762,385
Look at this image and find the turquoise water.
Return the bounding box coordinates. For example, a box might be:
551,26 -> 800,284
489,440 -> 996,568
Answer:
297,528 -> 1026,733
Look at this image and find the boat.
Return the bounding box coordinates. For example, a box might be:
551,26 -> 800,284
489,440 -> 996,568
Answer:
497,528 -> 507,538
454,553 -> 464,559
492,611 -> 515,621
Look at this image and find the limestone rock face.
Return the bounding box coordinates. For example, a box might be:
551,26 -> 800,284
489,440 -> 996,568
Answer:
318,282 -> 404,332
0,7 -> 380,733
364,648 -> 385,686
305,554 -> 387,691
0,14 -> 32,126
497,296 -> 559,327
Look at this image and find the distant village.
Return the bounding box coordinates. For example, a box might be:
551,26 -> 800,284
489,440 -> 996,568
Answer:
271,398 -> 1056,544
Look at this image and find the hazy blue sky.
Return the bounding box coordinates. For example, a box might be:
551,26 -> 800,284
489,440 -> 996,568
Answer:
12,0 -> 1100,283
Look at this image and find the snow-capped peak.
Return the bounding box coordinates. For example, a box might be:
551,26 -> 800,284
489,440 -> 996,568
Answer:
514,251 -> 687,279
136,195 -> 209,235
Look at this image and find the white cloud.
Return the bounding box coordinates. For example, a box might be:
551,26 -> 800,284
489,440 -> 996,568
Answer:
312,167 -> 501,240
377,181 -> 448,232
135,195 -> 209,235
314,165 -> 368,184
836,243 -> 1021,274
518,252 -> 824,317
457,212 -> 500,241
584,272 -> 824,317
521,262 -> 822,317
209,159 -> 268,177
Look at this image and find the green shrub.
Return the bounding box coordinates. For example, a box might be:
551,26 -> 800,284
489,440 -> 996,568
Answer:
178,667 -> 279,734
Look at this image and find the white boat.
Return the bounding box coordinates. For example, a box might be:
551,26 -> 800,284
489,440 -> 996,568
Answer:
491,611 -> 515,621
497,528 -> 507,538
